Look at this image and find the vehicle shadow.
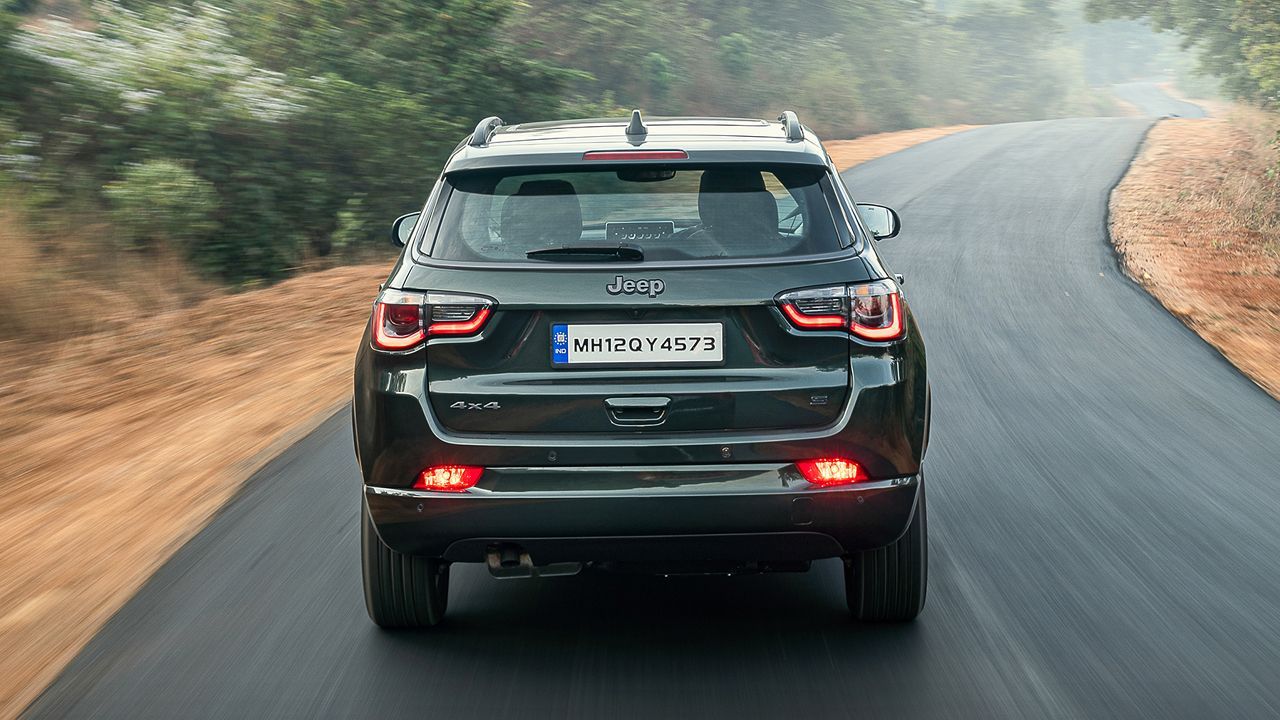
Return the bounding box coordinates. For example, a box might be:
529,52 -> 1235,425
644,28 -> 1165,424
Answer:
374,558 -> 923,659
347,560 -> 933,716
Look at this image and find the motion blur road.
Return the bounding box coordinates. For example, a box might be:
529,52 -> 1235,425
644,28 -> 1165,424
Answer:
25,85 -> 1280,719
1111,80 -> 1207,118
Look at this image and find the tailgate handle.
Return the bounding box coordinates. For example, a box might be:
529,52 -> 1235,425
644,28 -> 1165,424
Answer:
605,397 -> 670,426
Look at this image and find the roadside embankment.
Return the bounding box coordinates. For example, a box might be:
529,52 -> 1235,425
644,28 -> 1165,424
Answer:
0,123 -> 955,718
0,263 -> 384,719
1109,107 -> 1280,399
824,125 -> 978,169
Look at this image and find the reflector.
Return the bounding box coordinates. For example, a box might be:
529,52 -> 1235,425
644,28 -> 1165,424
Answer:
796,458 -> 866,486
414,465 -> 484,492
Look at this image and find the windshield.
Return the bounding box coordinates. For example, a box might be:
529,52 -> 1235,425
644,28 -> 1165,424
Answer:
426,164 -> 851,263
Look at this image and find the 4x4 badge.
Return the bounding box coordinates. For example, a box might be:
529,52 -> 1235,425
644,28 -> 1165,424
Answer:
450,401 -> 501,411
606,275 -> 665,298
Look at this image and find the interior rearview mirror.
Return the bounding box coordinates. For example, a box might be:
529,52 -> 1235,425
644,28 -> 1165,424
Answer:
391,212 -> 420,248
856,203 -> 901,240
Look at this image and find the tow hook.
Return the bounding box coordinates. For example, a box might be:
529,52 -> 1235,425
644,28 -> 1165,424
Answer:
485,544 -> 582,579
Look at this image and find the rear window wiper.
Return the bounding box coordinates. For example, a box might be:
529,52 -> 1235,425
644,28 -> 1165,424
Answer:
526,243 -> 644,262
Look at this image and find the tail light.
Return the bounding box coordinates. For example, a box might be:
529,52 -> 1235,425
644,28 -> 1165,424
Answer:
796,458 -> 866,486
777,279 -> 905,341
371,290 -> 494,351
414,465 -> 484,492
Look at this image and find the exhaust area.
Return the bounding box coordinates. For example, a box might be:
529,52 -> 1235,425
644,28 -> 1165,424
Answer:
485,544 -> 583,579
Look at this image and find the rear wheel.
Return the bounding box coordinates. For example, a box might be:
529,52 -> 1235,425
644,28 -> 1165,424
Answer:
361,499 -> 449,628
844,477 -> 927,622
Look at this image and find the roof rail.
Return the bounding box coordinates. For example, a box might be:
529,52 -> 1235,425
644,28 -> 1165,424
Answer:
778,110 -> 804,141
469,116 -> 504,147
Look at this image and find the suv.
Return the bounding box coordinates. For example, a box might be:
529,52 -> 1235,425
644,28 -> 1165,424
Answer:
353,110 -> 929,627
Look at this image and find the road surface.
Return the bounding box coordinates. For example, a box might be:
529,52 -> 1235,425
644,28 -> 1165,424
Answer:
1112,80 -> 1207,117
25,85 -> 1280,719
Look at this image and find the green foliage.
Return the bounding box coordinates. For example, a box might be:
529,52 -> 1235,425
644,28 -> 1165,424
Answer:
0,0 -> 1148,285
560,91 -> 628,120
2,1 -> 569,281
505,0 -> 1099,134
716,33 -> 752,79
104,159 -> 218,251
1085,0 -> 1280,106
951,3 -> 1072,121
1239,0 -> 1280,104
329,196 -> 370,254
643,52 -> 673,104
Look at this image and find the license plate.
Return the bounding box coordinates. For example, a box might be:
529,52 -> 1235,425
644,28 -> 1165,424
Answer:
551,323 -> 723,366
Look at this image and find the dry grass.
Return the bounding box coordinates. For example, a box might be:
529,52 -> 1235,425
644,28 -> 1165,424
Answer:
825,125 -> 979,171
1159,81 -> 1234,118
0,209 -> 387,717
1110,107 -> 1280,399
0,124 -> 972,719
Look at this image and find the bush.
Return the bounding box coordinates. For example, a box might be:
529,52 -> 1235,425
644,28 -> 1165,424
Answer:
4,1 -> 570,282
104,159 -> 218,253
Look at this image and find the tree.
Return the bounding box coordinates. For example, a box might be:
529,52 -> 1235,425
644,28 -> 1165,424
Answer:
5,0 -> 573,280
1084,0 -> 1280,104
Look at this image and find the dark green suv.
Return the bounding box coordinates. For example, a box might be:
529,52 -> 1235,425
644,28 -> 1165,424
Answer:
353,110 -> 929,627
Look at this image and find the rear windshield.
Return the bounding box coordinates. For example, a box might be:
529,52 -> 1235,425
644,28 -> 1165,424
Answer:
425,164 -> 851,263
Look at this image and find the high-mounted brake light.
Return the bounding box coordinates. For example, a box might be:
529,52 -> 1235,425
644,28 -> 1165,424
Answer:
583,150 -> 688,161
776,280 -> 905,342
371,291 -> 494,351
414,465 -> 484,492
796,458 -> 866,487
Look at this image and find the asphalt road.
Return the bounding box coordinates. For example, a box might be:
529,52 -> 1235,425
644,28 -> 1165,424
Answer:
1111,80 -> 1207,117
26,86 -> 1280,719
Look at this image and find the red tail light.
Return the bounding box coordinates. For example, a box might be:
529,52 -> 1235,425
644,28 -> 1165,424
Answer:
849,281 -> 904,341
796,458 -> 866,486
372,292 -> 425,350
777,280 -> 905,342
429,305 -> 491,336
371,291 -> 494,351
414,465 -> 484,492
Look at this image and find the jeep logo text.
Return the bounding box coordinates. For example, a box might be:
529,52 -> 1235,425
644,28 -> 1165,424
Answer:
605,275 -> 665,298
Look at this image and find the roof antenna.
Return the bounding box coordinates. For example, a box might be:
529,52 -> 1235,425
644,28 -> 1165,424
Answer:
625,109 -> 647,138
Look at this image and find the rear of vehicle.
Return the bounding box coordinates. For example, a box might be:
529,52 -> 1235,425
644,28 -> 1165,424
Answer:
353,116 -> 929,628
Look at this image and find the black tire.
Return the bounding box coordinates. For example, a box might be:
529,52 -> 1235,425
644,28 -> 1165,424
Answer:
845,478 -> 927,622
361,499 -> 449,628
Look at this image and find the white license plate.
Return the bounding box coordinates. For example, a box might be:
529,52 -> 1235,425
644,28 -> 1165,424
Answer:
551,322 -> 723,365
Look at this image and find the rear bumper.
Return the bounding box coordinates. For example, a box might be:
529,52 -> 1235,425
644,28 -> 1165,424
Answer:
365,470 -> 920,563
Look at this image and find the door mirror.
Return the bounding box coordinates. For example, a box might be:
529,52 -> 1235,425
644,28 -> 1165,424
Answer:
856,203 -> 900,239
390,212 -> 420,248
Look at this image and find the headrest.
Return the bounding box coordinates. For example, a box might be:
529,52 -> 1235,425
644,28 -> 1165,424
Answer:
500,179 -> 583,249
697,169 -> 778,244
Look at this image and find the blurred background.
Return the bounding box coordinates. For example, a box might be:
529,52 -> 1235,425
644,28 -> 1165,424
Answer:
2,1 -> 1279,718
0,0 -> 1219,294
